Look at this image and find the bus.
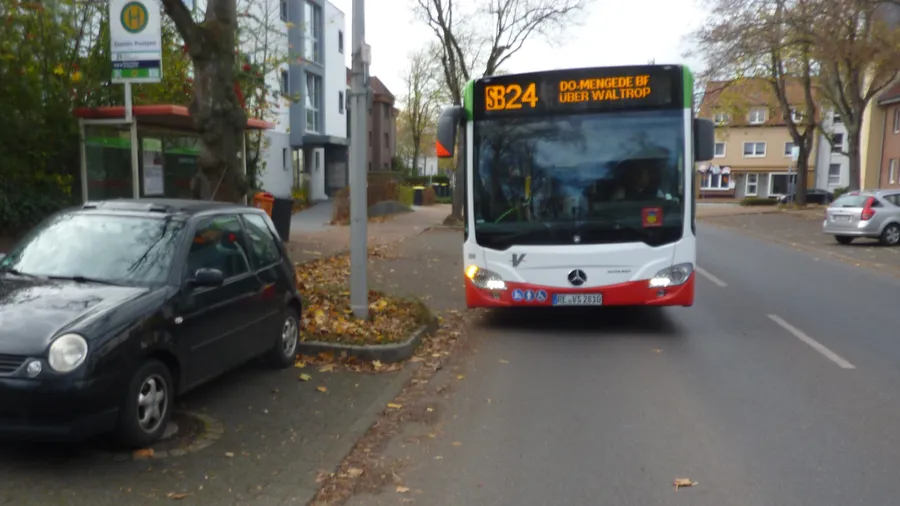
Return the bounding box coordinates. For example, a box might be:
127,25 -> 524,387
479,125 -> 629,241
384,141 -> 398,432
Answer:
434,64 -> 715,309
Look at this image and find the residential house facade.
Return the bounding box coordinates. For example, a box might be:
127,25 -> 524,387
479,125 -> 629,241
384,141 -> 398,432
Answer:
814,108 -> 850,190
877,83 -> 900,188
697,79 -> 818,200
344,71 -> 399,174
257,0 -> 348,201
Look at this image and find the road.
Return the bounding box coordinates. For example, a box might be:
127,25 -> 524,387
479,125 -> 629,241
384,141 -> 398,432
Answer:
347,223 -> 900,506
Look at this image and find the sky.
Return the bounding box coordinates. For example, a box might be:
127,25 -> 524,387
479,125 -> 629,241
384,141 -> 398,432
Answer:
329,0 -> 709,101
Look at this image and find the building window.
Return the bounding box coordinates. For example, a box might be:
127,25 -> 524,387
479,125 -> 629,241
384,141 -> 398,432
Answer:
832,133 -> 843,152
769,173 -> 796,195
338,91 -> 344,114
700,172 -> 730,190
890,159 -> 898,184
338,30 -> 344,54
894,109 -> 900,133
714,142 -> 726,157
280,69 -> 289,96
713,112 -> 730,125
743,141 -> 766,157
748,107 -> 766,124
833,110 -> 842,124
280,0 -> 287,21
784,142 -> 795,157
305,73 -> 321,132
828,163 -> 841,185
745,173 -> 759,196
303,1 -> 322,63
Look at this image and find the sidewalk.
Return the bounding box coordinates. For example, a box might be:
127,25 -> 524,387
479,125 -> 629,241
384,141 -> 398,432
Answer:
700,211 -> 900,276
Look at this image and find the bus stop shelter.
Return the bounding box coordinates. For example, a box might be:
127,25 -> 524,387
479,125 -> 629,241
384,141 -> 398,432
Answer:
74,105 -> 271,205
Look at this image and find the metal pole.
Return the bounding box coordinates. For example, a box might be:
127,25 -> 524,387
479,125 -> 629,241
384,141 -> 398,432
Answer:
349,0 -> 370,319
126,83 -> 140,198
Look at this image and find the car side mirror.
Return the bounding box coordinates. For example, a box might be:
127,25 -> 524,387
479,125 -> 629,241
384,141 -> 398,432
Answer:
188,268 -> 224,288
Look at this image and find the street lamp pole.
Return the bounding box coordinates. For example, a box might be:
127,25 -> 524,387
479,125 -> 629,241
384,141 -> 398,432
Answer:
349,0 -> 370,319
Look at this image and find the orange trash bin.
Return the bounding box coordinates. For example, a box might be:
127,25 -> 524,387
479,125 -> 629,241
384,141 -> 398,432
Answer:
253,191 -> 275,217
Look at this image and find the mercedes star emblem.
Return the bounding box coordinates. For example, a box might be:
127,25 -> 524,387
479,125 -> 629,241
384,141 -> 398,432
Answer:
567,269 -> 587,287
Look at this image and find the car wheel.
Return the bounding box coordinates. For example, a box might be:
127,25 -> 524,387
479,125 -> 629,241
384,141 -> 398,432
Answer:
115,359 -> 174,448
880,223 -> 900,246
265,307 -> 300,368
835,235 -> 854,245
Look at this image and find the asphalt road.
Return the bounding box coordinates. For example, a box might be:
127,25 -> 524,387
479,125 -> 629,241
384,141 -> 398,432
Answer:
347,223 -> 900,506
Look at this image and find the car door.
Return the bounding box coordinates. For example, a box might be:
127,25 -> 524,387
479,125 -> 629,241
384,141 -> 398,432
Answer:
239,212 -> 292,357
175,214 -> 264,388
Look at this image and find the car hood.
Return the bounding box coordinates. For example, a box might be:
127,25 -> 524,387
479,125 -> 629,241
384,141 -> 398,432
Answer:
0,276 -> 150,356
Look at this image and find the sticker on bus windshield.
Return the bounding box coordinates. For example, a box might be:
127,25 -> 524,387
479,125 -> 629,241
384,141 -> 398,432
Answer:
642,207 -> 663,228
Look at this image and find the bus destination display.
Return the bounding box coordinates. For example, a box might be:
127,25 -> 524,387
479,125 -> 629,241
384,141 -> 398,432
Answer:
474,66 -> 679,118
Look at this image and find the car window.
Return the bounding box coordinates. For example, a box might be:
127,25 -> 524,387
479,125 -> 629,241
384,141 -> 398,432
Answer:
241,214 -> 282,268
0,213 -> 185,285
186,215 -> 250,280
883,194 -> 900,206
831,194 -> 871,208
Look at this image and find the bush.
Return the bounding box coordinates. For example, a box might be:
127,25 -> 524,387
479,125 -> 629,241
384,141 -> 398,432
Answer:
436,196 -> 452,204
422,186 -> 437,206
833,186 -> 850,199
740,197 -> 778,206
398,186 -> 414,207
332,187 -> 350,223
404,175 -> 450,186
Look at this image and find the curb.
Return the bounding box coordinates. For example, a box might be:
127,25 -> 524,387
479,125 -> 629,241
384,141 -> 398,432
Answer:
297,317 -> 439,363
424,224 -> 464,232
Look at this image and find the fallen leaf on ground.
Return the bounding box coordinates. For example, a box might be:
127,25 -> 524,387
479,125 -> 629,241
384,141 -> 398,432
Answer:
652,348 -> 662,353
133,448 -> 154,458
396,486 -> 410,493
451,441 -> 462,446
499,359 -> 509,364
318,363 -> 336,373
298,373 -> 312,381
387,403 -> 403,409
673,478 -> 698,490
166,492 -> 192,500
224,452 -> 234,458
346,467 -> 364,478
372,360 -> 383,369
316,386 -> 328,393
294,361 -> 306,368
457,375 -> 465,380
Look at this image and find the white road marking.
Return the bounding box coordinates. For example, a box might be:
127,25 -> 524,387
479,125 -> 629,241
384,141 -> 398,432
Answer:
767,314 -> 856,369
696,266 -> 727,287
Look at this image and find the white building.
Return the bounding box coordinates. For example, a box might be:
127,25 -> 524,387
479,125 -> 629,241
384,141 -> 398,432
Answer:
814,108 -> 850,190
256,0 -> 348,201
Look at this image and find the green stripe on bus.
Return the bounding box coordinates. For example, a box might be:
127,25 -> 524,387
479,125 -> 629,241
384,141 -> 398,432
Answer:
683,66 -> 694,108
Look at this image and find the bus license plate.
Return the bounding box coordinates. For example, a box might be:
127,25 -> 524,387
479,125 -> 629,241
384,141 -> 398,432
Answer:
552,294 -> 603,306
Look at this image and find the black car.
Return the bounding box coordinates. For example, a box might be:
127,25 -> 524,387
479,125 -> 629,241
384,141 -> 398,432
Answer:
0,199 -> 302,447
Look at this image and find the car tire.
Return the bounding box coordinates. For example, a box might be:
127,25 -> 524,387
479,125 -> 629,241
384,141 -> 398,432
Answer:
880,223 -> 900,246
835,235 -> 854,245
114,359 -> 174,448
265,307 -> 300,369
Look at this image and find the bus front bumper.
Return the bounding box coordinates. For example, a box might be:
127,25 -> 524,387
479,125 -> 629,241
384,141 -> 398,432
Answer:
464,273 -> 694,308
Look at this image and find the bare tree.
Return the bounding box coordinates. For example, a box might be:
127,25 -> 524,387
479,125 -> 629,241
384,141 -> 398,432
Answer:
802,0 -> 900,190
689,0 -> 818,204
161,0 -> 247,202
415,0 -> 589,221
399,44 -> 442,175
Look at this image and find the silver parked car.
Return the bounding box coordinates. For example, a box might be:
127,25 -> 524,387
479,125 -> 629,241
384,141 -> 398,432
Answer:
823,190 -> 900,245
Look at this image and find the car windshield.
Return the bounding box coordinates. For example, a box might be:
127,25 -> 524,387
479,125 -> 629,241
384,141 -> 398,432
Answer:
472,109 -> 685,249
0,213 -> 186,285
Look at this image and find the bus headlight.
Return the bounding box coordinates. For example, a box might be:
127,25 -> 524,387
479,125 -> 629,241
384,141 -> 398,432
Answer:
465,265 -> 508,291
649,263 -> 693,288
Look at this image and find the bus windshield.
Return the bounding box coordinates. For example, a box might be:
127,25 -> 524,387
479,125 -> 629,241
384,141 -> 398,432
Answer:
472,109 -> 686,250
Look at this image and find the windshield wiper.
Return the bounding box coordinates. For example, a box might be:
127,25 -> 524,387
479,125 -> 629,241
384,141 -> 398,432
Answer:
46,275 -> 122,286
0,267 -> 41,279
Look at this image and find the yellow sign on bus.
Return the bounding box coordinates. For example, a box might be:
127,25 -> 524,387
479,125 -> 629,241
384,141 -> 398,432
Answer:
484,82 -> 539,111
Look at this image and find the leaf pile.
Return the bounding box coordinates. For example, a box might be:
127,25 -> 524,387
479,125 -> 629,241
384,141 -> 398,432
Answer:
296,254 -> 431,346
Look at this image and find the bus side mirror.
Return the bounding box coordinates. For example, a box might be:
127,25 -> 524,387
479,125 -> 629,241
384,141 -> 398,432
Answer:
694,118 -> 715,162
436,106 -> 465,159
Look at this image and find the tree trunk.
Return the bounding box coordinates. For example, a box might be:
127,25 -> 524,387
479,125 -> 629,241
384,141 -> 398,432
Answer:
190,53 -> 248,202
412,144 -> 420,176
847,126 -> 862,190
795,145 -> 809,205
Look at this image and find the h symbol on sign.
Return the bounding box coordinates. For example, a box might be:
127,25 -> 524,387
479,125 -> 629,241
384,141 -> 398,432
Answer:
126,7 -> 143,26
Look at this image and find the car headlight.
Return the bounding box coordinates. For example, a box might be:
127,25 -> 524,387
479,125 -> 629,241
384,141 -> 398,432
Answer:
465,265 -> 508,291
649,263 -> 694,288
48,333 -> 88,373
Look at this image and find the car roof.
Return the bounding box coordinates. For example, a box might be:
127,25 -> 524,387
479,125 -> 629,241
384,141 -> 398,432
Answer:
78,198 -> 263,217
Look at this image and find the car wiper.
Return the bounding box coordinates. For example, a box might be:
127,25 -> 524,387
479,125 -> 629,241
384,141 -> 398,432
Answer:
0,267 -> 41,279
46,275 -> 122,286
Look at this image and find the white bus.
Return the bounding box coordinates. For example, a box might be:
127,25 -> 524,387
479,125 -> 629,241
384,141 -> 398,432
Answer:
435,64 -> 715,308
